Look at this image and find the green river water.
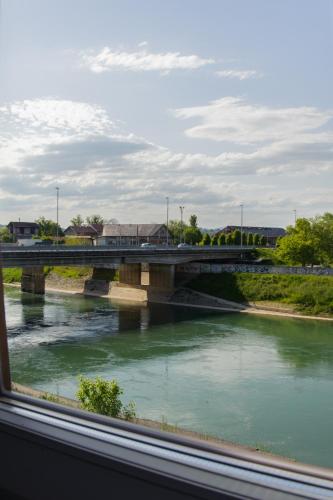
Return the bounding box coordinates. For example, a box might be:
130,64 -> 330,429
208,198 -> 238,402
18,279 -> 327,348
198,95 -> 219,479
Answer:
4,286 -> 333,468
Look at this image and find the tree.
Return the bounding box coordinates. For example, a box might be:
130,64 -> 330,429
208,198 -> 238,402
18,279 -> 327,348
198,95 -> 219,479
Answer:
276,218 -> 319,267
0,227 -> 12,242
168,219 -> 187,244
35,217 -> 63,238
211,234 -> 219,246
225,233 -> 233,245
253,233 -> 260,246
311,212 -> 333,265
201,233 -> 211,246
86,215 -> 104,225
247,233 -> 253,246
218,233 -> 226,246
189,214 -> 198,228
70,214 -> 84,226
233,229 -> 241,245
184,226 -> 202,245
259,235 -> 267,246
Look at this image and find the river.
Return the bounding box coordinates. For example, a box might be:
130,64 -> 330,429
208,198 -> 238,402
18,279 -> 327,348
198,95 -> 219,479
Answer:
4,286 -> 333,468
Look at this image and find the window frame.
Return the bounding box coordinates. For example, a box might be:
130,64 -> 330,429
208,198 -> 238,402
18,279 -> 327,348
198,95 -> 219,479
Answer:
1,266 -> 333,498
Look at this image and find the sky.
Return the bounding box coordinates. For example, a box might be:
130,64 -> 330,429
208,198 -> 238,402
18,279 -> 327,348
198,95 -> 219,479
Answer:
0,0 -> 332,229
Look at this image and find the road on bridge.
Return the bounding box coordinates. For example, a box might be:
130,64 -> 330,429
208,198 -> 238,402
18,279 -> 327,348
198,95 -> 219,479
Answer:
0,245 -> 255,268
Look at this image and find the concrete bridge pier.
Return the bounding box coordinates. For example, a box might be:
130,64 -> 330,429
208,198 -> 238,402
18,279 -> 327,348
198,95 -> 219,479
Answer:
84,267 -> 117,295
21,266 -> 45,295
110,263 -> 175,302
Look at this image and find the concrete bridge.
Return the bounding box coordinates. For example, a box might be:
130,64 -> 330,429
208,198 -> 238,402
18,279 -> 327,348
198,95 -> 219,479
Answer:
0,246 -> 255,301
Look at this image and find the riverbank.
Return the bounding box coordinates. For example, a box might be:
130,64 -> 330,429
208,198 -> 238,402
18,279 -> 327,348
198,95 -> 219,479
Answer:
11,382 -> 295,463
187,272 -> 333,318
4,279 -> 333,321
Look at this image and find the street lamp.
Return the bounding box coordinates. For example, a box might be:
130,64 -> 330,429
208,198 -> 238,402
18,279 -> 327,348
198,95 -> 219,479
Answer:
240,203 -> 244,250
179,206 -> 185,244
56,187 -> 59,245
166,196 -> 169,246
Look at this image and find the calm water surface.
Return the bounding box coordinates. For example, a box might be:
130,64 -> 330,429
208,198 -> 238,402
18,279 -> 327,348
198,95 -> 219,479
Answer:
4,286 -> 333,468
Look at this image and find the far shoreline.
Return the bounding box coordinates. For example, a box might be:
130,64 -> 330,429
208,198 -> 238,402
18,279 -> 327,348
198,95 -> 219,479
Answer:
4,281 -> 333,322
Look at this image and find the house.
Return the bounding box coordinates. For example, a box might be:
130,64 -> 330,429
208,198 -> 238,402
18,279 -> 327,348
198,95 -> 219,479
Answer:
97,224 -> 170,246
63,224 -> 103,240
219,226 -> 286,246
7,221 -> 39,241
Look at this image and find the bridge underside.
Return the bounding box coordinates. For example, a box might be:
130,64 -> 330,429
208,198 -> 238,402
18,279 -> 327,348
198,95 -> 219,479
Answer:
110,263 -> 175,302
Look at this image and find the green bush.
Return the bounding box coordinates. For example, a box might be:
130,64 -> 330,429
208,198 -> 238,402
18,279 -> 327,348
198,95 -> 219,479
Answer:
77,376 -> 136,420
200,233 -> 211,246
211,234 -> 219,246
218,233 -> 226,246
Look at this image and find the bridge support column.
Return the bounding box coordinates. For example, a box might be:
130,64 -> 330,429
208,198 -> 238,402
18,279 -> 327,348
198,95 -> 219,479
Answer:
110,263 -> 146,302
84,267 -> 116,295
110,263 -> 175,303
119,263 -> 142,285
142,263 -> 175,290
21,266 -> 45,295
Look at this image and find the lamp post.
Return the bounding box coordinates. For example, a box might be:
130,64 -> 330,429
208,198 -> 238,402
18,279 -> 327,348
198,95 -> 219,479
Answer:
56,187 -> 59,245
240,203 -> 244,250
179,206 -> 184,244
166,196 -> 169,246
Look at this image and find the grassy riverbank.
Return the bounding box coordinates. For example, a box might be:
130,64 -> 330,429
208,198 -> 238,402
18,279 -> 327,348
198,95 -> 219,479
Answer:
2,266 -> 92,283
2,268 -> 22,283
188,273 -> 333,316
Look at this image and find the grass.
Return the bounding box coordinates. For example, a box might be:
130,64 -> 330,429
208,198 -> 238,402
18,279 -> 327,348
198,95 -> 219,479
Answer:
188,272 -> 333,316
45,266 -> 92,279
3,266 -> 119,285
2,268 -> 22,283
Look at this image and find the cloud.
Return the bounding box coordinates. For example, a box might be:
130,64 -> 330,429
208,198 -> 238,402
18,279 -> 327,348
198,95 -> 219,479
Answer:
172,97 -> 333,144
79,47 -> 214,74
1,97 -> 332,227
216,69 -> 262,80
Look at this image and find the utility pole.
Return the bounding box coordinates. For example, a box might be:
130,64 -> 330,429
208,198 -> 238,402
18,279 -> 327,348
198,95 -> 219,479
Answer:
240,203 -> 244,250
179,206 -> 184,244
166,196 -> 169,246
56,187 -> 59,245
293,209 -> 297,225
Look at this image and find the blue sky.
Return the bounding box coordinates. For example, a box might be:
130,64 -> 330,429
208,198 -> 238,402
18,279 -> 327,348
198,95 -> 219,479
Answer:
0,0 -> 332,228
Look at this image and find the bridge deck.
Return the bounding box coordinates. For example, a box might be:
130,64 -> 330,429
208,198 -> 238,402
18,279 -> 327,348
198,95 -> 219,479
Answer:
0,246 -> 255,268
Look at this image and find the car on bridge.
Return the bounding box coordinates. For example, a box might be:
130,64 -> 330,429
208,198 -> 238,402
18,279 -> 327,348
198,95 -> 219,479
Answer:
140,242 -> 156,248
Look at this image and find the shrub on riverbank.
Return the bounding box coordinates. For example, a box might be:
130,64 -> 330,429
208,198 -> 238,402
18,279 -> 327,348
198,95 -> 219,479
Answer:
77,376 -> 136,420
188,272 -> 333,316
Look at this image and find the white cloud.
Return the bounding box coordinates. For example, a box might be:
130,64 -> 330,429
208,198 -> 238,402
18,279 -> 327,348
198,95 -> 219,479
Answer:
1,97 -> 332,227
216,69 -> 262,80
173,97 -> 333,144
79,47 -> 214,74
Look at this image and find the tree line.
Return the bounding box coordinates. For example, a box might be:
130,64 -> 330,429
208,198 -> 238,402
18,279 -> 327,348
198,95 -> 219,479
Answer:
168,215 -> 267,246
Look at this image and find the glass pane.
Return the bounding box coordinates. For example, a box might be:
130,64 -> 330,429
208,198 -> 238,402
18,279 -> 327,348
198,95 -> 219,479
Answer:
1,0 -> 333,471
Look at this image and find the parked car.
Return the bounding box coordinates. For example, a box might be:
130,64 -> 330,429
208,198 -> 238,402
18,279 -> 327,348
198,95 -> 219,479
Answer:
177,243 -> 190,248
140,242 -> 156,248
34,240 -> 53,246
